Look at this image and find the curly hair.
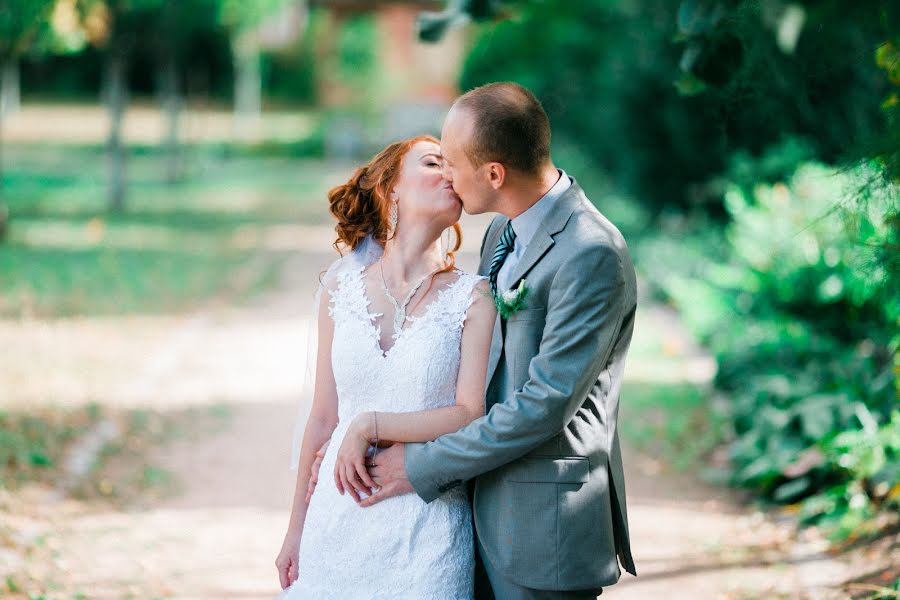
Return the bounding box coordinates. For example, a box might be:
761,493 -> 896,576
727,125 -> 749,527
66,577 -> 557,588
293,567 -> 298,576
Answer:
327,135 -> 463,287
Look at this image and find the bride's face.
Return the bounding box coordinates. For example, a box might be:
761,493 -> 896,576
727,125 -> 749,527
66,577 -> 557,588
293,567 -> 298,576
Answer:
392,141 -> 462,229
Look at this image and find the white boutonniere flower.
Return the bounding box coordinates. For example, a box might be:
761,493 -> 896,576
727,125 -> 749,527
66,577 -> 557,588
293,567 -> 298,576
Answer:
494,279 -> 529,319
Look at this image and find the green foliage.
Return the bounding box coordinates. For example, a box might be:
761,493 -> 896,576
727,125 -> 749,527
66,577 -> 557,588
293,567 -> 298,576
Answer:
874,38 -> 900,182
674,0 -> 900,201
262,11 -> 320,106
798,411 -> 900,542
644,157 -> 899,539
455,0 -> 895,217
0,406 -> 97,487
618,383 -> 726,472
216,0 -> 294,31
0,0 -> 57,60
336,13 -> 378,95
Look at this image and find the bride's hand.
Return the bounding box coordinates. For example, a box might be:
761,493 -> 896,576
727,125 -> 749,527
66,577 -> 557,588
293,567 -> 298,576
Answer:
333,413 -> 379,502
275,529 -> 301,589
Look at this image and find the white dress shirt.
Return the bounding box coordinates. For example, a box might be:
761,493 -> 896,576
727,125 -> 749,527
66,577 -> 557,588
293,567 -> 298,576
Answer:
496,169 -> 572,291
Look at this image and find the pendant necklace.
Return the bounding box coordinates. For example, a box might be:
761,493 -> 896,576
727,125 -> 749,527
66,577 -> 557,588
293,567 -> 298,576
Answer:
378,259 -> 438,335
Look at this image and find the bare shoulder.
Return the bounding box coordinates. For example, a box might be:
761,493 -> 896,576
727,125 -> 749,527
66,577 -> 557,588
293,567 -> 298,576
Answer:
467,276 -> 496,317
470,275 -> 492,296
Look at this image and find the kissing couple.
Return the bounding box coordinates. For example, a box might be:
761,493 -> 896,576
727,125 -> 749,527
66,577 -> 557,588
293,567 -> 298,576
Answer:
275,82 -> 637,599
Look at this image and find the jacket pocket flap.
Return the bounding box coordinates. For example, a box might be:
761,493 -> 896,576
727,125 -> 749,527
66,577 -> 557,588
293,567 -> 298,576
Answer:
506,456 -> 590,484
506,306 -> 547,322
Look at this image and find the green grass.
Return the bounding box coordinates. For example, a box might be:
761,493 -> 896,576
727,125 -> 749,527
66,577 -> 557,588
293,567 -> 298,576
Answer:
0,402 -> 230,500
0,143 -> 347,317
0,245 -> 277,316
620,381 -> 726,471
0,407 -> 92,488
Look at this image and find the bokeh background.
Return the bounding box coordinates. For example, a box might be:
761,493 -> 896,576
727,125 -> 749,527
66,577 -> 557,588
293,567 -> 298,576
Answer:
0,1 -> 897,598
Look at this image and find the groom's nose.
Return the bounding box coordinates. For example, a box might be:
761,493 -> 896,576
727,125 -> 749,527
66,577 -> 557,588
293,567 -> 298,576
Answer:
441,163 -> 452,182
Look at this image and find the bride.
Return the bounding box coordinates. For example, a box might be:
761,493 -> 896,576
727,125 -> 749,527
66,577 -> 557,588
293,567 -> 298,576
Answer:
274,135 -> 496,599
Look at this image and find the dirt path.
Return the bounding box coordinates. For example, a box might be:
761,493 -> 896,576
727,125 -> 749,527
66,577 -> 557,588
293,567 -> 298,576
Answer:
2,215 -> 885,599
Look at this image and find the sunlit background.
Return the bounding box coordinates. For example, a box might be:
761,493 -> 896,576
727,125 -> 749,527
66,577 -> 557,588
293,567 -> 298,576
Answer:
0,1 -> 897,599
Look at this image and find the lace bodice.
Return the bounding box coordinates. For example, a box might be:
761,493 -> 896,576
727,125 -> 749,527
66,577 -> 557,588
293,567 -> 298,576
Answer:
327,264 -> 485,421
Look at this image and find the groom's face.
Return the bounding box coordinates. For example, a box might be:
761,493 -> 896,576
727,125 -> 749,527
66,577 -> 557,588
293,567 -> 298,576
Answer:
440,108 -> 495,215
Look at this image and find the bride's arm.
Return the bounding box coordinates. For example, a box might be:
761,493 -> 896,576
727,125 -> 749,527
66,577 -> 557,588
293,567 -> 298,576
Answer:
275,276 -> 340,589
333,279 -> 495,498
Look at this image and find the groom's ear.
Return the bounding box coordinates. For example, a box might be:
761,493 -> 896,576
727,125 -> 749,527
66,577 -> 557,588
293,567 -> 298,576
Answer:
487,162 -> 506,190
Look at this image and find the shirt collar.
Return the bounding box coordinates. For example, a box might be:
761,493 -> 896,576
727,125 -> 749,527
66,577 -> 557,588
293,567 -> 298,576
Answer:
510,169 -> 572,247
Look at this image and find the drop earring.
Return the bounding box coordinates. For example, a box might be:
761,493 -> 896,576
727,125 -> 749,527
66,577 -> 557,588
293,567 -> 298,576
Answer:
388,197 -> 399,238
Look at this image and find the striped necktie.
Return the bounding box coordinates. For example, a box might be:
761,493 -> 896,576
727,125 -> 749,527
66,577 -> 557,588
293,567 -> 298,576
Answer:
489,220 -> 517,295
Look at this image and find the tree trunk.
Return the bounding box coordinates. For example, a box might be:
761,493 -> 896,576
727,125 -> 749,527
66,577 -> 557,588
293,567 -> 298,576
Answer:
0,58 -> 13,232
106,50 -> 127,212
159,56 -> 182,183
232,30 -> 261,141
0,97 -> 6,241
0,59 -> 20,117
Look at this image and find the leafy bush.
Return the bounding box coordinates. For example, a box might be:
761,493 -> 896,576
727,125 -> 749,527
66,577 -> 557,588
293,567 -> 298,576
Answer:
458,0 -> 895,216
643,158 -> 899,538
798,410 -> 899,542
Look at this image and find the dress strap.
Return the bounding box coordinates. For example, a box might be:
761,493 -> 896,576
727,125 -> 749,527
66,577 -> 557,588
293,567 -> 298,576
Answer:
422,270 -> 487,332
327,264 -> 377,323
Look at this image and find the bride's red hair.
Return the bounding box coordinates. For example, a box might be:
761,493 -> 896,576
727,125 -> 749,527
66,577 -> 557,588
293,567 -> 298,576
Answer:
327,135 -> 463,280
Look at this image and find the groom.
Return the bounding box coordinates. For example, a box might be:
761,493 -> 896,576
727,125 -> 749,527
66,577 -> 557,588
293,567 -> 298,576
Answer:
371,82 -> 637,598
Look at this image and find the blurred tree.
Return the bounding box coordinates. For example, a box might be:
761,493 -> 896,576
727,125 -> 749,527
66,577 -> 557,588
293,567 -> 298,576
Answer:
0,0 -> 56,115
217,0 -> 299,139
66,0 -> 167,211
147,0 -> 228,182
0,0 -> 57,237
672,0 -> 900,182
70,0 -> 231,207
420,0 -> 897,218
157,0 -> 187,182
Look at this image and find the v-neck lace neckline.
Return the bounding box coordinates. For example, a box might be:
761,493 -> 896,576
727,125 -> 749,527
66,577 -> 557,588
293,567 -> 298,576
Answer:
352,264 -> 465,359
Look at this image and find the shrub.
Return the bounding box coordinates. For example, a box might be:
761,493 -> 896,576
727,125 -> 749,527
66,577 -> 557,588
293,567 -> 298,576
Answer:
646,159 -> 898,538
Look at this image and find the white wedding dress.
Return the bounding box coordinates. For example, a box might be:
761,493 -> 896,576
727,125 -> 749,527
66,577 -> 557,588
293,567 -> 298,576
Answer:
277,261 -> 483,600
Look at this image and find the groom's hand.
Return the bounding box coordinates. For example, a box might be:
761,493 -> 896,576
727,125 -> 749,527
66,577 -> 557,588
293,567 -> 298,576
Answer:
360,443 -> 413,507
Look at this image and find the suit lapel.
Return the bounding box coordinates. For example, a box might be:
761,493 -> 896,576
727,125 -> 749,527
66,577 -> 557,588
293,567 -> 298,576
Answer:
505,230 -> 554,289
481,180 -> 585,395
502,182 -> 584,290
481,217 -> 508,393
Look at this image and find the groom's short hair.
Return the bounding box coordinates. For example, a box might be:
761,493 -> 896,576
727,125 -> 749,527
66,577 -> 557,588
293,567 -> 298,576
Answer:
454,82 -> 551,175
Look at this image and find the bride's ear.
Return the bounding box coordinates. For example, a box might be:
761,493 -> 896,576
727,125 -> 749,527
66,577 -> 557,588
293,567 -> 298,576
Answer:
487,163 -> 505,189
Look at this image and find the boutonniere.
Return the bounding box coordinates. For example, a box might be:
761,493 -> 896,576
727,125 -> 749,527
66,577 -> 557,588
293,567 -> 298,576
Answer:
494,279 -> 530,319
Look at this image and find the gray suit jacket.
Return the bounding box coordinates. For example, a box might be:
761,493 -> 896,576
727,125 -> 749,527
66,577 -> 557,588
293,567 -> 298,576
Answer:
405,179 -> 637,590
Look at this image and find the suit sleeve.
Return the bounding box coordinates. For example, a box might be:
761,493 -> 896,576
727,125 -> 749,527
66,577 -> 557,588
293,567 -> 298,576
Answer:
405,243 -> 628,502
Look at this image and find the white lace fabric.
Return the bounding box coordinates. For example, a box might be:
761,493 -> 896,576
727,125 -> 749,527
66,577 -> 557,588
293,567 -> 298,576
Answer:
277,260 -> 485,599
